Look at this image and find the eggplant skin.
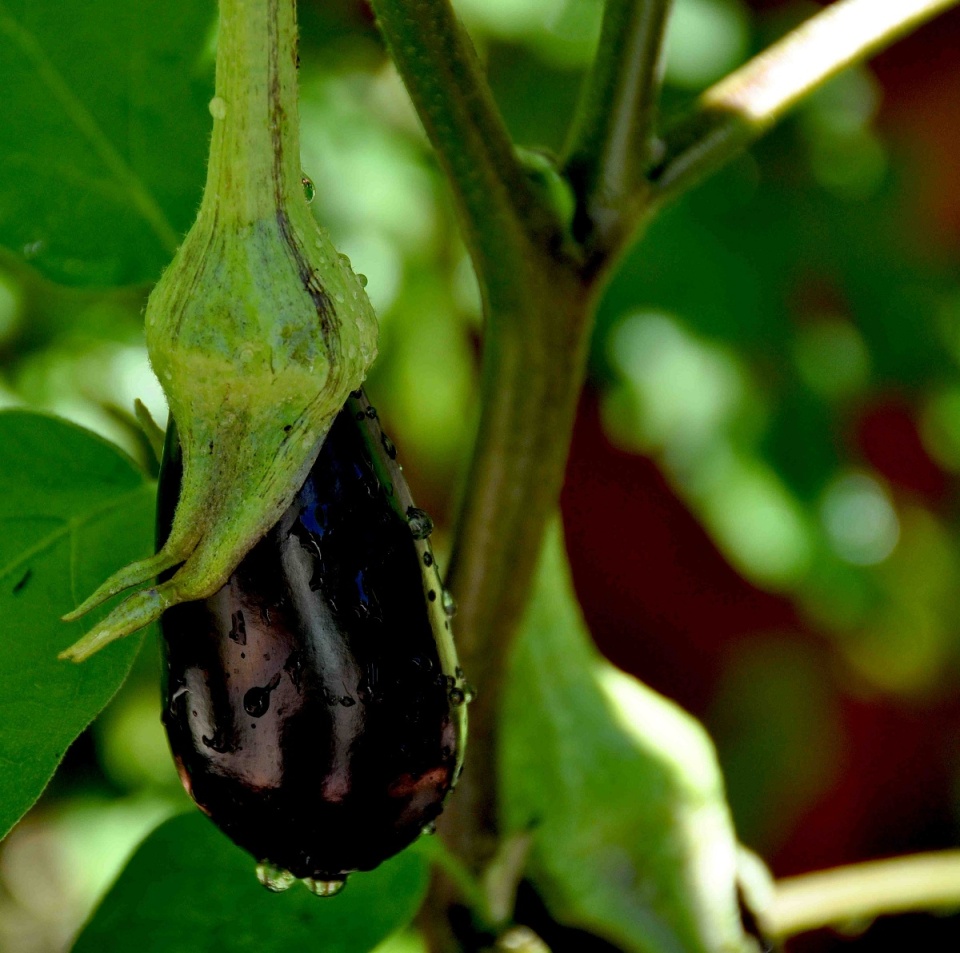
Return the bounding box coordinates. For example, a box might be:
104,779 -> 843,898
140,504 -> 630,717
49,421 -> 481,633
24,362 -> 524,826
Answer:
159,393 -> 465,881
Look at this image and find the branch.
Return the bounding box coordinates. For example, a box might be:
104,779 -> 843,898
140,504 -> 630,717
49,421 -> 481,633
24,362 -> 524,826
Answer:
562,0 -> 673,253
648,0 -> 960,210
769,851 -> 960,938
367,0 -> 561,299
369,5 -> 594,948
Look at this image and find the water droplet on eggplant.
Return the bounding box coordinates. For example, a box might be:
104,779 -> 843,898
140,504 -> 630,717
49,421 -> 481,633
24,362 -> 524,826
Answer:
256,861 -> 296,892
304,878 -> 346,897
406,507 -> 434,540
159,391 -> 465,880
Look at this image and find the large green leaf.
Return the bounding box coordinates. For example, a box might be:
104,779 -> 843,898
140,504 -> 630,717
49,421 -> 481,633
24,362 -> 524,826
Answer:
500,523 -> 758,953
0,0 -> 214,286
0,411 -> 152,839
71,813 -> 431,953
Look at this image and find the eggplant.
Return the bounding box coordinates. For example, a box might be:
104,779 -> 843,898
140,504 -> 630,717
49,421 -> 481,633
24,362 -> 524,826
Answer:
158,391 -> 467,890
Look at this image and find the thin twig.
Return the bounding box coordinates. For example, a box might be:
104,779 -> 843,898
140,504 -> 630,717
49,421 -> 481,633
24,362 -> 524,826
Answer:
367,0 -> 562,298
562,0 -> 673,254
769,851 -> 960,938
648,0 -> 960,211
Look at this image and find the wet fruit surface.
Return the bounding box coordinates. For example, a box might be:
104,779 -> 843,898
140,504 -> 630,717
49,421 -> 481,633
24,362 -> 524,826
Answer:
159,392 -> 466,881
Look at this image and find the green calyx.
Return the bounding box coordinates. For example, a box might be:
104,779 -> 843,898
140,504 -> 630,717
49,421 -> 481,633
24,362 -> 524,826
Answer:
61,0 -> 377,661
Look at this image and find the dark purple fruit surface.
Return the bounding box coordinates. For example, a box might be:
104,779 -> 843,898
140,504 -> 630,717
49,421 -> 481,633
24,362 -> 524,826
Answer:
158,392 -> 466,881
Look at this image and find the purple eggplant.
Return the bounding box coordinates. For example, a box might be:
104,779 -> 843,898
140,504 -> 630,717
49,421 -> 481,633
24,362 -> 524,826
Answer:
158,391 -> 466,887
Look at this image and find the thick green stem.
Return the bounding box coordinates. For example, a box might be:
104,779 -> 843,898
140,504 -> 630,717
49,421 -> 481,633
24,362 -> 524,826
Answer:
368,0 -> 584,892
562,0 -> 673,253
204,0 -> 303,220
769,851 -> 960,938
444,268 -> 592,845
648,0 -> 960,212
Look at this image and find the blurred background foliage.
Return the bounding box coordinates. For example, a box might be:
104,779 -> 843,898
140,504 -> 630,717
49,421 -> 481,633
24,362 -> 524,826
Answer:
3,0 -> 960,950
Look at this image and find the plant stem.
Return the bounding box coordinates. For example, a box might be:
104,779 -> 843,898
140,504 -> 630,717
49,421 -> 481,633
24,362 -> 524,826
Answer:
369,6 -> 590,948
204,0 -> 303,219
367,0 -> 561,302
417,836 -> 496,929
648,0 -> 960,212
562,0 -> 673,254
769,851 -> 960,938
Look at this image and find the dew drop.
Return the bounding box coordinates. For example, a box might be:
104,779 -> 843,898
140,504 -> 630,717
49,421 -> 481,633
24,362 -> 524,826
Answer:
228,610 -> 247,645
256,861 -> 296,892
406,506 -> 434,540
208,96 -> 227,120
304,878 -> 346,897
358,274 -> 368,287
421,821 -> 437,836
243,671 -> 282,717
449,687 -> 466,706
442,589 -> 458,617
301,175 -> 316,204
381,432 -> 397,460
243,687 -> 271,718
423,551 -> 434,567
201,728 -> 233,753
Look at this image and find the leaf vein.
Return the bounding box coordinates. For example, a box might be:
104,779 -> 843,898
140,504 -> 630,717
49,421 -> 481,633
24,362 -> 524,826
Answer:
0,2 -> 180,253
0,486 -> 151,587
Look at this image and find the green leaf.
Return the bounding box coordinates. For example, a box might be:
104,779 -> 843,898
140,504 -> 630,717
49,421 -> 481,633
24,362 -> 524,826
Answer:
0,411 -> 152,840
0,0 -> 214,286
71,812 -> 432,953
500,523 -> 757,953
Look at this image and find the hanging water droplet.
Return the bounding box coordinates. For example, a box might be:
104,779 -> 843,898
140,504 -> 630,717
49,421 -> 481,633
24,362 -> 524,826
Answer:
441,589 -> 458,617
463,682 -> 477,704
421,821 -> 437,836
358,273 -> 368,287
208,96 -> 227,120
304,877 -> 346,897
406,506 -> 434,540
256,861 -> 296,892
381,432 -> 397,460
301,175 -> 316,204
449,687 -> 466,706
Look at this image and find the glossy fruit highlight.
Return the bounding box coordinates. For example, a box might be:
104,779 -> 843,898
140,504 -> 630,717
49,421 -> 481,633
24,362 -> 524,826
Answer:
159,391 -> 466,883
